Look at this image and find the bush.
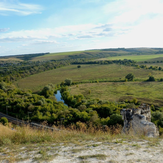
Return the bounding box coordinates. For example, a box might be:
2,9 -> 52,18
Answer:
125,73 -> 134,81
147,76 -> 155,81
0,117 -> 8,126
65,79 -> 72,86
107,114 -> 123,126
152,112 -> 163,124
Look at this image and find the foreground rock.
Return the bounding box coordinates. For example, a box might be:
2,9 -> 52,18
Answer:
121,104 -> 159,137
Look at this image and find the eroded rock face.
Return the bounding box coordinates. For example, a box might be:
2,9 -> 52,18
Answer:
120,104 -> 159,137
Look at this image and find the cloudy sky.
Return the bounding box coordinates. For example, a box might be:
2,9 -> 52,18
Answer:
0,0 -> 163,56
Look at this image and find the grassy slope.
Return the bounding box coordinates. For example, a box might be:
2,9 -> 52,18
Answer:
0,48 -> 163,62
96,54 -> 163,62
69,82 -> 163,106
15,64 -> 163,92
32,51 -> 84,61
31,48 -> 162,61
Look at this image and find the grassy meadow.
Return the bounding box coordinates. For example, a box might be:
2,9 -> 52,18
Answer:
32,51 -> 84,61
97,54 -> 163,62
14,64 -> 163,92
69,82 -> 163,106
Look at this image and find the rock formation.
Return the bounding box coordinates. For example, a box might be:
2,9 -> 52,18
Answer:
120,104 -> 159,137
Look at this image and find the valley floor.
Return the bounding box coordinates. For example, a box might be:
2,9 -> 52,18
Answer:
0,139 -> 163,163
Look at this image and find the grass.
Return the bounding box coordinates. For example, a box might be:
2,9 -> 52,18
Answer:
14,64 -> 163,91
32,51 -> 84,61
69,82 -> 163,106
97,54 -> 163,62
0,123 -> 121,146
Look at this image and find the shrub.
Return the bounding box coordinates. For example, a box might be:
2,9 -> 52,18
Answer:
147,76 -> 155,81
152,112 -> 163,123
107,114 -> 123,126
125,73 -> 134,81
0,117 -> 8,126
64,79 -> 72,86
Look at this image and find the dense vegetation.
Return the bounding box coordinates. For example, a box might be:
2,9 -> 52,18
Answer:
0,81 -> 126,127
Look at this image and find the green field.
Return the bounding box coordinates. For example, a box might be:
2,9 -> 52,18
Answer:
69,82 -> 163,106
10,48 -> 163,107
97,54 -> 163,62
32,51 -> 84,61
15,64 -> 163,92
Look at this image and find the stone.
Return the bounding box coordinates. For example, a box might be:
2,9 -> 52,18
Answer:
120,104 -> 159,137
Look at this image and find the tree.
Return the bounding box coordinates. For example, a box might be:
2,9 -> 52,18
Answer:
147,76 -> 155,81
125,73 -> 134,81
41,83 -> 55,97
64,79 -> 72,86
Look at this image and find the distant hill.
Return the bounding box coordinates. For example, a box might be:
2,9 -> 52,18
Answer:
1,48 -> 163,62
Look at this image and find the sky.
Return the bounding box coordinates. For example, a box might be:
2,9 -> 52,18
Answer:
1,0 -> 163,56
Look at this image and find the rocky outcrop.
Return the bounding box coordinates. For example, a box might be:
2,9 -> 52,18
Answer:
120,104 -> 159,137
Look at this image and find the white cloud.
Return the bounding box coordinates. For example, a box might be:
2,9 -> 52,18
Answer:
1,0 -> 163,55
0,23 -> 117,43
0,0 -> 43,16
104,0 -> 163,25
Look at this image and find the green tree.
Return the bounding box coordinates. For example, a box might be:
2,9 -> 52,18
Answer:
147,76 -> 155,81
41,83 -> 55,97
125,73 -> 134,81
64,79 -> 72,86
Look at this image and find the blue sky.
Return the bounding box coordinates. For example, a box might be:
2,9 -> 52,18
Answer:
1,0 -> 163,56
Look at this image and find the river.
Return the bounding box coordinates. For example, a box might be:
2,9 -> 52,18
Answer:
55,90 -> 67,106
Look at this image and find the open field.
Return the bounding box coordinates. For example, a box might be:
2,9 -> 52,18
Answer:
31,48 -> 162,61
32,51 -> 84,61
14,64 -> 163,91
69,82 -> 163,106
31,50 -> 130,61
97,54 -> 163,62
